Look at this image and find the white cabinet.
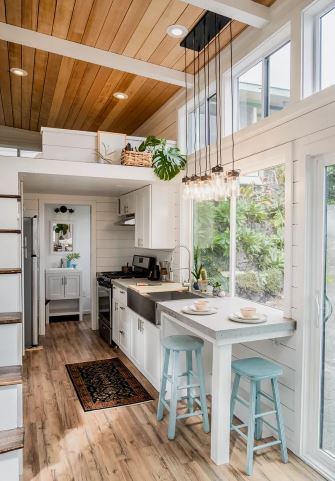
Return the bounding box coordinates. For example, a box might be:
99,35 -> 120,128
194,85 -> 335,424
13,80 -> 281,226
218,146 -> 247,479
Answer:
64,274 -> 81,298
46,273 -> 64,300
45,269 -> 82,322
119,306 -> 130,354
135,184 -> 175,249
131,313 -> 145,368
112,299 -> 119,345
119,191 -> 135,215
129,309 -> 161,390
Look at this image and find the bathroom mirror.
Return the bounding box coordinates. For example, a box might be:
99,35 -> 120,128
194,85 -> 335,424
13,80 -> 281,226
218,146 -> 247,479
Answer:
51,222 -> 73,253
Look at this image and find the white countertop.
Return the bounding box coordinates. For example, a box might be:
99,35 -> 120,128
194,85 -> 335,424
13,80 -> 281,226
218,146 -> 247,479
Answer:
111,278 -> 188,294
157,297 -> 296,343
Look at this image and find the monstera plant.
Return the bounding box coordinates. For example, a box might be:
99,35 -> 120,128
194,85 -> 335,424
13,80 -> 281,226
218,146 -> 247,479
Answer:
138,136 -> 186,181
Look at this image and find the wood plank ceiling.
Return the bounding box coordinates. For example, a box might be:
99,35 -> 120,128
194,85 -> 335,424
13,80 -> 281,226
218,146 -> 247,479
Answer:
0,0 -> 274,137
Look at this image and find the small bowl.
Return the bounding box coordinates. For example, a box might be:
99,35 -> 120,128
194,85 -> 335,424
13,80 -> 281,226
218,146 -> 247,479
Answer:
240,307 -> 256,319
194,300 -> 209,311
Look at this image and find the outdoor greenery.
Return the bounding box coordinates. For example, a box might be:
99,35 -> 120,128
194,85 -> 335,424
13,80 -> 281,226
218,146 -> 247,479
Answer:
193,165 -> 285,307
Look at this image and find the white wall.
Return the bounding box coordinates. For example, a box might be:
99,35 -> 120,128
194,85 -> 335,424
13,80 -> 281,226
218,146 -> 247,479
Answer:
44,204 -> 91,311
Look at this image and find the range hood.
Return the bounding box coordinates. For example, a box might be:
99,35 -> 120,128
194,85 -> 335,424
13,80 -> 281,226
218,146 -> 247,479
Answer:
115,214 -> 135,226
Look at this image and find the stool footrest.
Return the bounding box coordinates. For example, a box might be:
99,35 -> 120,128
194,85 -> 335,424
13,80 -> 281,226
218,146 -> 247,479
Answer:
177,410 -> 203,420
161,399 -> 170,412
253,439 -> 281,451
254,409 -> 276,419
179,370 -> 197,378
177,383 -> 199,390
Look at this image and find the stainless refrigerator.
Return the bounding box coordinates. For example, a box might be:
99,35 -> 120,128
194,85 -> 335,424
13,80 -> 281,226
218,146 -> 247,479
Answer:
24,216 -> 39,347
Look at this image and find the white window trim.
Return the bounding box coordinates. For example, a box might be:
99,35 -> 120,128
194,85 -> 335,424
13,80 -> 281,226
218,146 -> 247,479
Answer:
224,22 -> 291,135
303,0 -> 335,98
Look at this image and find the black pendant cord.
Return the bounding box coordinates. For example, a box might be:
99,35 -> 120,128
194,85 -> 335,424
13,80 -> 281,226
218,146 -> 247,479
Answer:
229,21 -> 235,171
207,33 -> 212,173
197,50 -> 202,177
217,25 -> 223,169
184,48 -> 188,177
214,15 -> 220,168
193,33 -> 197,177
203,20 -> 208,175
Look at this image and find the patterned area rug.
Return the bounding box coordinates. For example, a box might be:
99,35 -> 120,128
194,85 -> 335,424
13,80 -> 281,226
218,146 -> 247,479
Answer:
66,358 -> 153,411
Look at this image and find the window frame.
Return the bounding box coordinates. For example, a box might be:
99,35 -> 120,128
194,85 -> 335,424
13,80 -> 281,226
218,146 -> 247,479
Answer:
303,0 -> 335,97
186,89 -> 217,155
235,40 -> 291,131
189,145 -> 292,317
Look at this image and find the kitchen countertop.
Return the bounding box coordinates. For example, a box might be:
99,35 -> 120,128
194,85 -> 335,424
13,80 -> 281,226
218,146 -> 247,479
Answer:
111,277 -> 188,294
157,297 -> 296,343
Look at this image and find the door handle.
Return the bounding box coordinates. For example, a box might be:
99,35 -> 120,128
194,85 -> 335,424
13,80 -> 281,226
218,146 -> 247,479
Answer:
120,306 -> 125,310
325,295 -> 333,324
119,330 -> 124,335
315,292 -> 321,328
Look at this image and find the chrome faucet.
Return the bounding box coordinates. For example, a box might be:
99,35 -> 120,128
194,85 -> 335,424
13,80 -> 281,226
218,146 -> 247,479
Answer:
170,244 -> 192,289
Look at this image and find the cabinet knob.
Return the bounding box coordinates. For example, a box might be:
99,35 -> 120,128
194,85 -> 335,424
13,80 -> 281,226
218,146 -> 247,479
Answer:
120,306 -> 125,310
119,330 -> 124,335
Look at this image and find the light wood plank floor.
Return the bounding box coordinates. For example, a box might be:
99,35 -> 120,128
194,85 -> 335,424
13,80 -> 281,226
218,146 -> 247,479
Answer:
23,319 -> 325,481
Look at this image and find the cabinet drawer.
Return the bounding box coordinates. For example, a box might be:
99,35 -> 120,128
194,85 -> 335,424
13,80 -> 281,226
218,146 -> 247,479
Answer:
114,287 -> 127,305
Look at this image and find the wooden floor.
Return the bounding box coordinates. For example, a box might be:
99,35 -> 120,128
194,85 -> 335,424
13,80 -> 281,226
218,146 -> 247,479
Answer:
23,319 -> 324,481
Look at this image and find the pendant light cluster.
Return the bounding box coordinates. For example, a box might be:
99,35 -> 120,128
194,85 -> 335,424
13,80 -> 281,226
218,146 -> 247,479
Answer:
181,13 -> 240,201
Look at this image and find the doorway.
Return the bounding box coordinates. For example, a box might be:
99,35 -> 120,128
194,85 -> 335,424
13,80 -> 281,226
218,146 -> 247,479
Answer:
306,155 -> 335,479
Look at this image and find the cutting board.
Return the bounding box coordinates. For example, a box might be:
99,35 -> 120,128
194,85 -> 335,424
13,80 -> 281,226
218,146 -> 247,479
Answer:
129,282 -> 188,294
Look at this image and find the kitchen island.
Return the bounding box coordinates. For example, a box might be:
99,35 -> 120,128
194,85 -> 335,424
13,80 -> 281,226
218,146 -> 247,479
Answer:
157,297 -> 296,467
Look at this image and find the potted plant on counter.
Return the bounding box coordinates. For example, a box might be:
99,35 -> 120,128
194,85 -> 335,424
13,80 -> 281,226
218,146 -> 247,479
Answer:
66,252 -> 80,268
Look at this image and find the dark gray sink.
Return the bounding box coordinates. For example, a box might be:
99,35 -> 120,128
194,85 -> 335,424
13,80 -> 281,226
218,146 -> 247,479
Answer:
127,289 -> 202,325
147,291 -> 202,302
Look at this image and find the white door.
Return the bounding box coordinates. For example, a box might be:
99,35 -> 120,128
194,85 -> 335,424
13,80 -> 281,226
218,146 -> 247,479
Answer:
112,299 -> 119,345
64,274 -> 80,298
307,155 -> 335,478
46,274 -> 64,299
143,320 -> 161,389
131,314 -> 144,368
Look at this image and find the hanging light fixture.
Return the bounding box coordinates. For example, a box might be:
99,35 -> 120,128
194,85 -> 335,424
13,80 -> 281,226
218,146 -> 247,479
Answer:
225,21 -> 240,197
181,12 -> 239,201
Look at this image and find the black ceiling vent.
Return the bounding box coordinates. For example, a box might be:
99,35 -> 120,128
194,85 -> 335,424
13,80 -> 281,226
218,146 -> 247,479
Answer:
180,11 -> 231,52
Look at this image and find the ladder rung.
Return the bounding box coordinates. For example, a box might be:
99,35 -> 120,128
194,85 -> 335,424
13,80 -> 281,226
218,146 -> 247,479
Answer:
0,194 -> 21,200
0,268 -> 21,275
253,439 -> 281,451
0,229 -> 21,234
0,312 -> 22,325
254,410 -> 276,419
178,370 -> 197,378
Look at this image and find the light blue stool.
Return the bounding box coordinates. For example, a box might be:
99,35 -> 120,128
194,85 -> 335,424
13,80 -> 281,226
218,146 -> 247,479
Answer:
157,335 -> 210,439
230,357 -> 288,475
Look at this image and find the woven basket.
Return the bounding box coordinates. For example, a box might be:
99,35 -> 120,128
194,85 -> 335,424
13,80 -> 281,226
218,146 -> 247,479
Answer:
120,150 -> 152,168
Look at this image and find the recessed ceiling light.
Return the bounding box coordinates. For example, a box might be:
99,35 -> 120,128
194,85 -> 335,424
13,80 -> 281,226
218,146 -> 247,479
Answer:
113,92 -> 128,100
10,67 -> 28,77
167,24 -> 188,38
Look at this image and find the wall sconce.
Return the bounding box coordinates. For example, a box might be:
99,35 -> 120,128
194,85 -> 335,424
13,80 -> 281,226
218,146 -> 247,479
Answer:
54,206 -> 75,214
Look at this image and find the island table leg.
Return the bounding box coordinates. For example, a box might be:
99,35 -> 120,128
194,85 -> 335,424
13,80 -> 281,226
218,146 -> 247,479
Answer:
210,343 -> 232,465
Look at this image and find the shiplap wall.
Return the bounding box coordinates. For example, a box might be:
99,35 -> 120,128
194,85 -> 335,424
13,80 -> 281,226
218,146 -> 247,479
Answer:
23,196 -> 135,273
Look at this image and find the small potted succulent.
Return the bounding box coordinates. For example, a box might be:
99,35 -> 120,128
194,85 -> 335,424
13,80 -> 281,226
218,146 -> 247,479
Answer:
212,281 -> 222,297
66,252 -> 80,268
198,267 -> 208,293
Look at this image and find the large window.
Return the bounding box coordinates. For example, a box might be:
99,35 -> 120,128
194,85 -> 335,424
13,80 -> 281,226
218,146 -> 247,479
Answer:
187,93 -> 217,153
193,164 -> 285,309
237,42 -> 291,130
235,165 -> 285,309
320,6 -> 335,90
193,198 -> 230,292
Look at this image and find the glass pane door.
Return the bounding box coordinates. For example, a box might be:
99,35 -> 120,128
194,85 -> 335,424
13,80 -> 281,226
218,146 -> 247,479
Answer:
320,165 -> 335,458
